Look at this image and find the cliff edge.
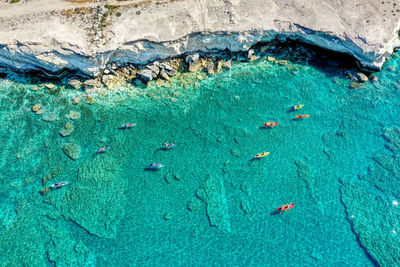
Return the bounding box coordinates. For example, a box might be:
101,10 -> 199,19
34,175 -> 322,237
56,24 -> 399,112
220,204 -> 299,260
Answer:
0,0 -> 399,75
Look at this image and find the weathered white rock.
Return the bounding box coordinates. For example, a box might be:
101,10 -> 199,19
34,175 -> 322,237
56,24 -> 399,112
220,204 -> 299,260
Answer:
137,69 -> 156,83
355,72 -> 369,83
0,0 -> 399,75
68,79 -> 82,90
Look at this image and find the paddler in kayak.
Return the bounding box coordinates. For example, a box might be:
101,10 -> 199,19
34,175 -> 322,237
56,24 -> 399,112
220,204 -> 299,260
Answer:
119,123 -> 136,129
51,181 -> 68,189
254,152 -> 270,159
264,121 -> 279,128
95,146 -> 110,153
277,202 -> 294,213
292,104 -> 304,111
162,142 -> 176,150
295,114 -> 310,119
148,162 -> 165,169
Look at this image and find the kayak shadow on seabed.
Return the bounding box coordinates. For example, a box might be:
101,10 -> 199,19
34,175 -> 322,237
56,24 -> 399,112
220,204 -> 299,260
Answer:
269,210 -> 283,216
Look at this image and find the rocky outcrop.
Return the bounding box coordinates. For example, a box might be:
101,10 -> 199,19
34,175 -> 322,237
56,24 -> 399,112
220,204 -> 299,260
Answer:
0,0 -> 399,76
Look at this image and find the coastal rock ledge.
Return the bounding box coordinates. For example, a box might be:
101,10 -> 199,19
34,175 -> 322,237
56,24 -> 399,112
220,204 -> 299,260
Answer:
0,0 -> 399,76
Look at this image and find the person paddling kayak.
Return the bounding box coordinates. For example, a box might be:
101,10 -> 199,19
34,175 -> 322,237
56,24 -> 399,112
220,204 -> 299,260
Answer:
277,202 -> 295,213
119,123 -> 136,129
264,121 -> 279,128
162,142 -> 176,150
292,104 -> 304,111
148,162 -> 165,169
295,114 -> 310,119
95,146 -> 110,153
254,152 -> 270,159
51,181 -> 68,189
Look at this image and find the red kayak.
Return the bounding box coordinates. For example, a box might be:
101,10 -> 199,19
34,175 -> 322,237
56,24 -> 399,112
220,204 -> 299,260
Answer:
277,203 -> 295,211
295,114 -> 310,119
264,121 -> 279,128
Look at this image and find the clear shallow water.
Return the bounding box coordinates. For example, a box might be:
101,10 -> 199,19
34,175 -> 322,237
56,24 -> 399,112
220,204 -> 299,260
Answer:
0,51 -> 400,266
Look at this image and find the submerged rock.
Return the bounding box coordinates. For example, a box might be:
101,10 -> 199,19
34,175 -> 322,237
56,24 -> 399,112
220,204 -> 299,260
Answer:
350,82 -> 363,89
61,158 -> 128,238
62,143 -> 81,160
196,174 -> 231,232
187,198 -> 203,212
39,187 -> 51,195
32,104 -> 42,112
59,122 -> 74,137
65,110 -> 81,120
163,212 -> 174,220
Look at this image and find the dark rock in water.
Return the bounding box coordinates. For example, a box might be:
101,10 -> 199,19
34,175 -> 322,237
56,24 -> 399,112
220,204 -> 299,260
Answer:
187,198 -> 203,212
163,212 -> 174,220
164,173 -> 174,183
62,143 -> 81,160
42,173 -> 52,186
240,199 -> 251,213
61,158 -> 128,238
196,175 -> 231,232
173,174 -> 181,181
39,187 -> 51,195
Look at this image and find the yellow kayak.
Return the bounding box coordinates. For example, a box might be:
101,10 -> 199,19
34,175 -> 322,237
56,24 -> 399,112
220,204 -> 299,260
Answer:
254,152 -> 270,158
292,104 -> 304,111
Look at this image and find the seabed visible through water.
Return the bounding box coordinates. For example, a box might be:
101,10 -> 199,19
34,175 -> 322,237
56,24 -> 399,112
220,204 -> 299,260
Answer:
0,47 -> 400,266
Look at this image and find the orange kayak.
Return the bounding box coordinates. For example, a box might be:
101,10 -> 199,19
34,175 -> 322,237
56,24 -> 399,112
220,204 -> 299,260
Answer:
277,203 -> 295,211
264,121 -> 279,128
254,152 -> 270,158
295,114 -> 310,119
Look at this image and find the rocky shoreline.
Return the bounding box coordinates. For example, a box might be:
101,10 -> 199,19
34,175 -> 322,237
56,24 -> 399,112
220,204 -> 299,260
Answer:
0,0 -> 400,80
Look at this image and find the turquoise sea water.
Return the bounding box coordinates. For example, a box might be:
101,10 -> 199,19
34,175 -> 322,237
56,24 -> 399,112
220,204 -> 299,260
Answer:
1,48 -> 400,266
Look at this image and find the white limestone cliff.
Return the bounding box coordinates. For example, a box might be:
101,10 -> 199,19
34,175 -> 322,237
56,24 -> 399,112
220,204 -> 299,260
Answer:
0,0 -> 399,76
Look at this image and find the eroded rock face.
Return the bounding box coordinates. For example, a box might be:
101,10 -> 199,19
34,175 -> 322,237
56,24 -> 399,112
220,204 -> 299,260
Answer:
0,0 -> 398,75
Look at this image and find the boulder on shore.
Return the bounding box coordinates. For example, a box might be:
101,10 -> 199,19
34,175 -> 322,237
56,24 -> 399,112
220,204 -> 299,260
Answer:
355,72 -> 369,82
68,79 -> 82,89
